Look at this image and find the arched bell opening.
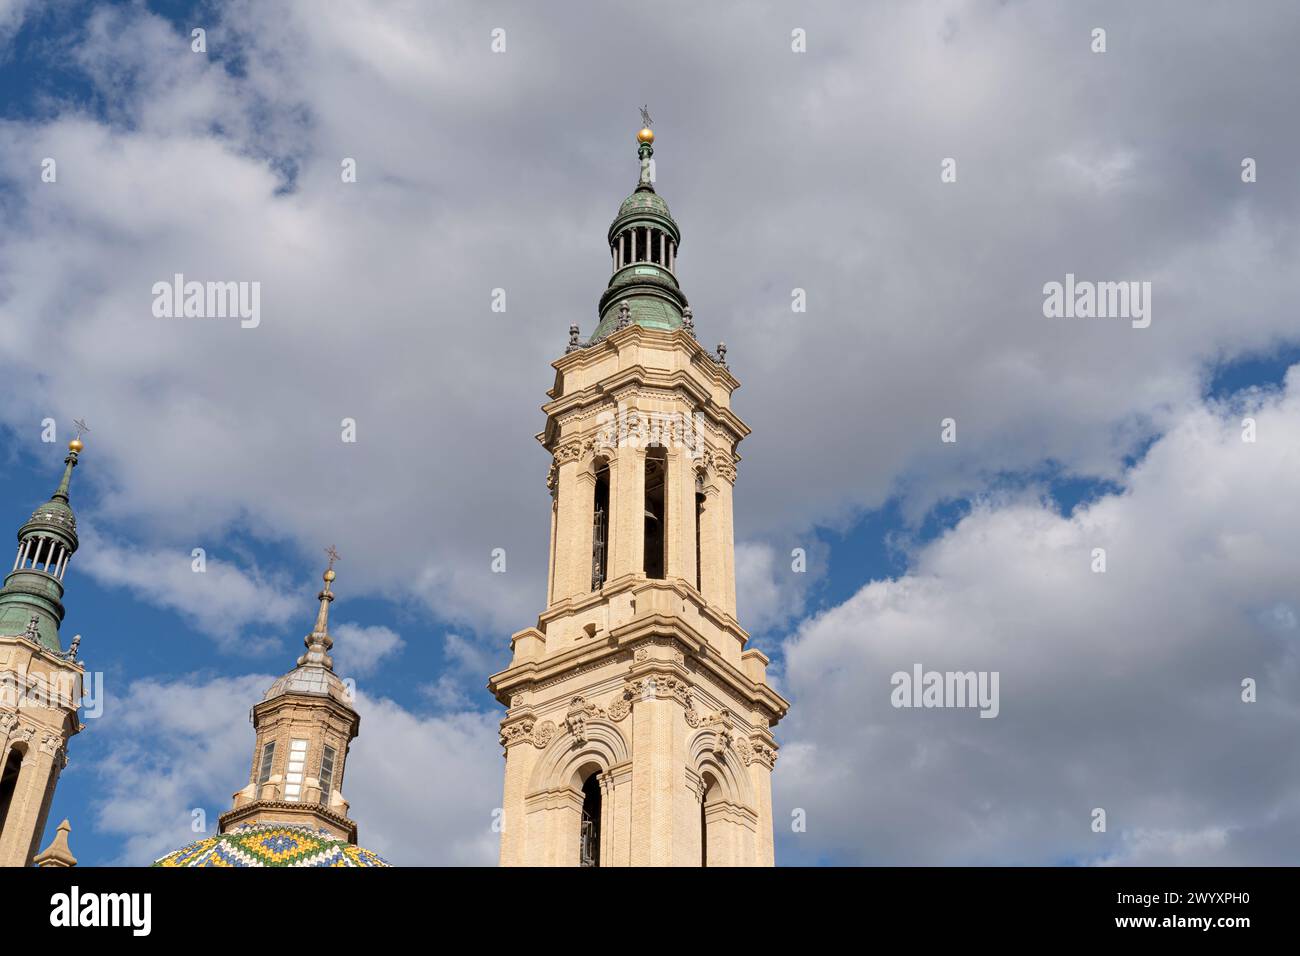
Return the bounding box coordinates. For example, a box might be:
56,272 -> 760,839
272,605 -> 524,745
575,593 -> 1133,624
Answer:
591,458 -> 611,591
579,769 -> 602,868
0,747 -> 25,836
643,446 -> 667,579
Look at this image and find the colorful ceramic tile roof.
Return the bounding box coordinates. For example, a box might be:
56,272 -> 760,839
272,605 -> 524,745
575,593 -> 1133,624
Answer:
152,822 -> 390,867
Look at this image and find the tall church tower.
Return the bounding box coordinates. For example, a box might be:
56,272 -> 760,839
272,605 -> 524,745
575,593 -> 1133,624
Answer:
0,438 -> 89,867
489,126 -> 789,866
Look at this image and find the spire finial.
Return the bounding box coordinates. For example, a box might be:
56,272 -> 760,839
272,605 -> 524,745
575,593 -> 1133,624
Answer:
637,108 -> 655,186
300,547 -> 339,667
52,419 -> 87,502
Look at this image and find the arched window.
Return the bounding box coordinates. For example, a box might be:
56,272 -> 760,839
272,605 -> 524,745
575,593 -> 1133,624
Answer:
580,772 -> 601,867
0,749 -> 23,835
700,772 -> 718,867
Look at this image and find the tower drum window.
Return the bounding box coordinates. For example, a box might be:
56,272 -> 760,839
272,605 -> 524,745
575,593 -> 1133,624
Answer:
256,740 -> 276,788
284,738 -> 308,802
318,744 -> 337,806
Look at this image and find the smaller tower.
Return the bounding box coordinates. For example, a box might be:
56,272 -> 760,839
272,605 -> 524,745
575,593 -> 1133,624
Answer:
219,551 -> 362,842
0,438 -> 89,867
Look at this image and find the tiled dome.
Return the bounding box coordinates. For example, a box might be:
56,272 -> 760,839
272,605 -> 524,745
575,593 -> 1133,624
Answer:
152,822 -> 390,867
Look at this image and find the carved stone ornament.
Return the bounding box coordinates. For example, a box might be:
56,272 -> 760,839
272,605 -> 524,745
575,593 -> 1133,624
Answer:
712,453 -> 736,483
751,740 -> 778,768
532,720 -> 556,749
625,674 -> 691,706
555,442 -> 582,465
564,695 -> 605,745
707,710 -> 734,754
499,718 -> 557,750
607,695 -> 631,722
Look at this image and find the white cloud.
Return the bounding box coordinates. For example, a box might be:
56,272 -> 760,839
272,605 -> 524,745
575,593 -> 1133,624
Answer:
75,527 -> 298,653
331,621 -> 403,677
735,540 -> 819,637
775,371 -> 1300,864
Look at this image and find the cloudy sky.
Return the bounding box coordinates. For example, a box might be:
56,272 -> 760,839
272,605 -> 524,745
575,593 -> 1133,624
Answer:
1,0 -> 1297,865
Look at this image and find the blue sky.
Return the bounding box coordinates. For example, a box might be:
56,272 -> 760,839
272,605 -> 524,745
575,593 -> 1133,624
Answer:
1,0 -> 1298,866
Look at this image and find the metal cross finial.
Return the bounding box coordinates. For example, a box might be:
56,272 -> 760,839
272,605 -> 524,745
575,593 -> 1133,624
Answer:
639,105 -> 653,128
324,545 -> 341,571
72,418 -> 90,440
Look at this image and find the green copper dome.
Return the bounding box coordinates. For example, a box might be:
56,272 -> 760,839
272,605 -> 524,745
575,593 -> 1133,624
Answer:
586,132 -> 692,343
0,442 -> 84,652
618,189 -> 672,220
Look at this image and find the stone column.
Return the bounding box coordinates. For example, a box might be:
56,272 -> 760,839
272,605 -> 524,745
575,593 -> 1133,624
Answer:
546,496 -> 558,605
0,733 -> 58,867
695,458 -> 740,617
629,692 -> 676,865
611,447 -> 644,580
663,449 -> 684,581
498,731 -> 534,866
603,763 -> 633,866
697,483 -> 723,607
573,470 -> 596,594
551,448 -> 593,602
748,756 -> 776,866
540,788 -> 583,866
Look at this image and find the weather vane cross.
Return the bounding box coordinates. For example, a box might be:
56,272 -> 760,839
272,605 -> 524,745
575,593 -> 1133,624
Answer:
639,104 -> 653,128
72,418 -> 90,440
324,545 -> 341,571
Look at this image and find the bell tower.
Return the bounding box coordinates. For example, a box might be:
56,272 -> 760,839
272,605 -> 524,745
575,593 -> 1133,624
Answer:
0,437 -> 88,867
489,124 -> 789,867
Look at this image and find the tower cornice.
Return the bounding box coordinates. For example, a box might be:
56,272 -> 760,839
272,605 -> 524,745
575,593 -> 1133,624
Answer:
488,581 -> 789,727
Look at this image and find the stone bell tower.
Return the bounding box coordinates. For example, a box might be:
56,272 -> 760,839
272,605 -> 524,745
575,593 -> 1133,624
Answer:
0,437 -> 89,867
488,124 -> 789,867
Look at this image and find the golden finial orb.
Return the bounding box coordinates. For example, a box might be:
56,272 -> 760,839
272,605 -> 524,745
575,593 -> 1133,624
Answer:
637,127 -> 654,144
68,439 -> 84,453
323,569 -> 336,582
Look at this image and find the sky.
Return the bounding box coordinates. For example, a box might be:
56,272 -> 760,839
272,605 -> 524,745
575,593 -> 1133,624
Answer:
0,0 -> 1297,866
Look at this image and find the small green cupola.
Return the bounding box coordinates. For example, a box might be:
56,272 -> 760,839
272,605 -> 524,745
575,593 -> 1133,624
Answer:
589,124 -> 692,342
0,438 -> 86,652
